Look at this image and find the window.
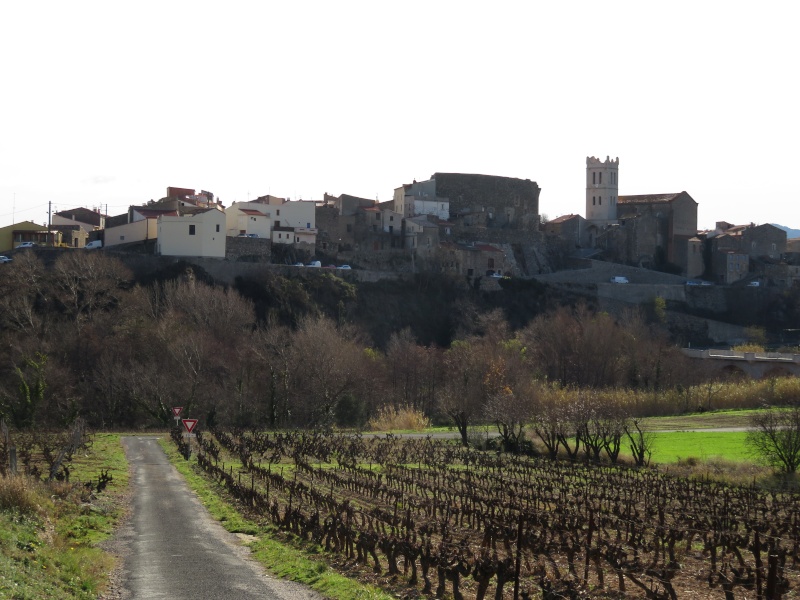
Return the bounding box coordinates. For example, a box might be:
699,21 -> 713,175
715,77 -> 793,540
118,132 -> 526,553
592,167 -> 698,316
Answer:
375,213 -> 380,220
599,172 -> 602,184
599,198 -> 602,205
306,222 -> 311,228
189,225 -> 196,235
593,197 -> 596,206
346,224 -> 352,233
216,224 -> 220,232
276,210 -> 280,216
592,172 -> 596,184
390,215 -> 394,221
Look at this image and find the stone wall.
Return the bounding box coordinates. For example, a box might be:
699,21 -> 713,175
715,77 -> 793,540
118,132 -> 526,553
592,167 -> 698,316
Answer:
225,236 -> 272,261
432,173 -> 540,229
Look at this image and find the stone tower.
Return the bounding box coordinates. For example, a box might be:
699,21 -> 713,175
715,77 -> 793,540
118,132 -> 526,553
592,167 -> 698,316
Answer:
586,156 -> 619,223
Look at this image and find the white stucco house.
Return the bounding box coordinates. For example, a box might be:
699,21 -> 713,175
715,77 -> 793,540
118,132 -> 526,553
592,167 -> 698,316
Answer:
242,196 -> 318,246
105,208 -> 171,247
156,208 -> 226,258
225,202 -> 272,238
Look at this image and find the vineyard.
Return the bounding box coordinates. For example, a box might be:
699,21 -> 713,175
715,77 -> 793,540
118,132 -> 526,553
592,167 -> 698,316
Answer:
173,428 -> 800,599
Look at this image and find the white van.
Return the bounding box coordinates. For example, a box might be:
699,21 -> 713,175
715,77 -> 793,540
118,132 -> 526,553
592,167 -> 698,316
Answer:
610,276 -> 629,284
85,240 -> 103,249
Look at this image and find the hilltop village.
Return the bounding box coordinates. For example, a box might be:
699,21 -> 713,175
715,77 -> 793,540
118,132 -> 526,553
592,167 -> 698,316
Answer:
3,157 -> 799,344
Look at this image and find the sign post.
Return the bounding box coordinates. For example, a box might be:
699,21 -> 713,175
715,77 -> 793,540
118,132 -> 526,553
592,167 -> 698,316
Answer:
171,406 -> 183,428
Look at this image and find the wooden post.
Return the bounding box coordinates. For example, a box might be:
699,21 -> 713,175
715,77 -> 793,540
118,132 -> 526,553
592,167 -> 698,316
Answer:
513,514 -> 524,600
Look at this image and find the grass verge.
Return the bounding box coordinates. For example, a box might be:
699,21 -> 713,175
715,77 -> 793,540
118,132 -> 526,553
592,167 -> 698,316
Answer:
158,436 -> 394,600
0,433 -> 129,599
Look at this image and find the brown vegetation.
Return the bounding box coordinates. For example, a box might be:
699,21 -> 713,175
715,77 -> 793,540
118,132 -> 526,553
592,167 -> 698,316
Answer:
0,252 -> 798,437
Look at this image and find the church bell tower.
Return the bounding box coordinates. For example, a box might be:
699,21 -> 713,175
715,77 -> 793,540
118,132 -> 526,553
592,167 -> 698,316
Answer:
586,156 -> 619,224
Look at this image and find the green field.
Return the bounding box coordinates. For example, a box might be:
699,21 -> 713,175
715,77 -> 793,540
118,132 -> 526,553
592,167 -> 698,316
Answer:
649,431 -> 754,464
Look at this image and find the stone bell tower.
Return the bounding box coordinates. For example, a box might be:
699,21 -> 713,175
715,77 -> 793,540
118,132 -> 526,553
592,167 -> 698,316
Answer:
586,156 -> 619,224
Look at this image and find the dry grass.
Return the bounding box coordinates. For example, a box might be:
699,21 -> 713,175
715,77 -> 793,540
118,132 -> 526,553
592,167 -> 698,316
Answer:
0,475 -> 48,515
367,404 -> 431,431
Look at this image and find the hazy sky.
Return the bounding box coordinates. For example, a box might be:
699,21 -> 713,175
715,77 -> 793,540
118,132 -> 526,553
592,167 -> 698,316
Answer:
2,1 -> 798,232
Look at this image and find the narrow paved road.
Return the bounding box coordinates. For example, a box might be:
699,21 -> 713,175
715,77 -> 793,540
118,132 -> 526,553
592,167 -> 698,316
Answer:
114,436 -> 322,600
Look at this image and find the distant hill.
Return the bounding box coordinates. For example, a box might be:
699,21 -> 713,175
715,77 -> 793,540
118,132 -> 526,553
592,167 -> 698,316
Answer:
773,224 -> 800,239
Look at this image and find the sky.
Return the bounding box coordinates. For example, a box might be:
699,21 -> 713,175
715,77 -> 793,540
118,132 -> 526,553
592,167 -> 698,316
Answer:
2,1 -> 799,232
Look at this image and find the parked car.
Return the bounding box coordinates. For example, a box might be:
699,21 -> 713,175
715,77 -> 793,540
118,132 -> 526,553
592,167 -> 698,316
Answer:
246,233 -> 259,238
293,262 -> 304,267
236,233 -> 248,237
0,255 -> 11,263
610,276 -> 629,284
306,261 -> 321,267
747,281 -> 760,287
16,242 -> 36,249
85,240 -> 103,249
337,265 -> 352,270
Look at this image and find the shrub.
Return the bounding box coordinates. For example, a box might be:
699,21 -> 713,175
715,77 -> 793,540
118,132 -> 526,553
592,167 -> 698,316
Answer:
367,405 -> 430,431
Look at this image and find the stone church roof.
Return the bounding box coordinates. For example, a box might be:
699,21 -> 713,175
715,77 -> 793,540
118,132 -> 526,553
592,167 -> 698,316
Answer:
618,192 -> 685,204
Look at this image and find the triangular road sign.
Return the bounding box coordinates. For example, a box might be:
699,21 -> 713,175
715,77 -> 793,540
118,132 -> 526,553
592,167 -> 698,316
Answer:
182,418 -> 198,433
172,406 -> 184,417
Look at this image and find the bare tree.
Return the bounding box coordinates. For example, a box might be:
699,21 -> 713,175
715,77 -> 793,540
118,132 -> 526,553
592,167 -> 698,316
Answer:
437,340 -> 485,447
289,315 -> 366,427
747,405 -> 800,474
0,252 -> 47,333
52,252 -> 131,328
624,418 -> 654,467
252,325 -> 297,428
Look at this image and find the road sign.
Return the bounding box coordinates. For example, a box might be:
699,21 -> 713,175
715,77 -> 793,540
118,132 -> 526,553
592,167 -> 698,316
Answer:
172,406 -> 184,417
182,419 -> 198,434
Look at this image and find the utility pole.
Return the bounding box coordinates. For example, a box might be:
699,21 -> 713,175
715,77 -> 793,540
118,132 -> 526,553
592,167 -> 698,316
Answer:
48,201 -> 52,246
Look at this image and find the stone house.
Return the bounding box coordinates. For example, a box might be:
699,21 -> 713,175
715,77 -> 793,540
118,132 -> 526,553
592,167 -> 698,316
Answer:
543,214 -> 587,248
403,216 -> 440,257
710,222 -> 786,259
437,242 -> 508,277
712,251 -> 749,285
